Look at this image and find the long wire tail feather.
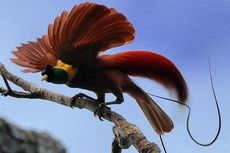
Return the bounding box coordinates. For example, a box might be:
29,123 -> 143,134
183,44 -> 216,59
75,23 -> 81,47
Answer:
159,135 -> 168,153
147,61 -> 221,146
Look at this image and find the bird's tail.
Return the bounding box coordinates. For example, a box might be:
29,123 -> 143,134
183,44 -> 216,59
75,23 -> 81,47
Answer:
124,82 -> 174,134
99,50 -> 188,103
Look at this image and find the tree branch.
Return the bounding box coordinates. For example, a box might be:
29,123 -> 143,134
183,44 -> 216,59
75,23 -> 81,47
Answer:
0,63 -> 160,153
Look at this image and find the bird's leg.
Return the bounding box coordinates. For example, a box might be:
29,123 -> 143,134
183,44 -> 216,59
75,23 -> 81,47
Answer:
70,92 -> 97,108
95,89 -> 123,121
105,88 -> 124,105
94,92 -> 108,120
104,96 -> 124,105
94,96 -> 123,121
96,92 -> 105,103
1,73 -> 13,96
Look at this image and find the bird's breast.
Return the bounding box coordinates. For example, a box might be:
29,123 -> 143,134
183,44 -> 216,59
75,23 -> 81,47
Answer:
66,66 -> 113,93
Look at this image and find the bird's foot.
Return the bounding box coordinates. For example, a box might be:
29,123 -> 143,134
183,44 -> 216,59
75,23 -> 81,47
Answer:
70,92 -> 96,108
94,103 -> 111,121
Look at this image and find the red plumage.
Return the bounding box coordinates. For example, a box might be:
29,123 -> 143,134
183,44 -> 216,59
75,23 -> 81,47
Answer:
99,51 -> 188,103
11,2 -> 189,135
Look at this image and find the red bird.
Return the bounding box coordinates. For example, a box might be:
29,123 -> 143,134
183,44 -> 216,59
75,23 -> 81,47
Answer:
11,2 -> 188,135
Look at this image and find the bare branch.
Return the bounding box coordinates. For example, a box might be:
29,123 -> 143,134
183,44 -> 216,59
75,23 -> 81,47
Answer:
0,63 -> 160,153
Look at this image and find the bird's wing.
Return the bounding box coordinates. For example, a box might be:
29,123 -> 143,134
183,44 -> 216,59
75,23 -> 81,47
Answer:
11,35 -> 58,72
11,2 -> 135,71
48,2 -> 135,65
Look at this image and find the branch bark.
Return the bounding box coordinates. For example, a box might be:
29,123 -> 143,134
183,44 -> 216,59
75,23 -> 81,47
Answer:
0,63 -> 160,153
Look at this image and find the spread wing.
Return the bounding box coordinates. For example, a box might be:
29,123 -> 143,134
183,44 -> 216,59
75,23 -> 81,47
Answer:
48,2 -> 135,65
11,2 -> 135,72
11,35 -> 58,72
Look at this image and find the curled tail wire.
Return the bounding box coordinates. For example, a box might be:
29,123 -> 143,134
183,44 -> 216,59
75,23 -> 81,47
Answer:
146,60 -> 221,153
149,92 -> 221,147
147,61 -> 221,147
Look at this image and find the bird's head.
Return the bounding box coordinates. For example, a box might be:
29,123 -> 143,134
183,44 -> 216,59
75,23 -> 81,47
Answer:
41,65 -> 68,84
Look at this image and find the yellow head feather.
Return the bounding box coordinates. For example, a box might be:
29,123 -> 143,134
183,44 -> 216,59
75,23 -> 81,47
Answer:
54,60 -> 78,82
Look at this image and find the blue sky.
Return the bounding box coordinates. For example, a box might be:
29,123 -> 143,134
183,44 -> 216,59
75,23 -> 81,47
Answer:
0,0 -> 230,153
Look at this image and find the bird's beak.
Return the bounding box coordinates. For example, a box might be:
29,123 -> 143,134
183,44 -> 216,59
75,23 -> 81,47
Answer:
41,75 -> 48,81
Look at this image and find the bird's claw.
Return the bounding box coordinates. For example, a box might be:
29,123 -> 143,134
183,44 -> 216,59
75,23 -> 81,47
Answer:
94,103 -> 110,121
70,93 -> 97,108
69,93 -> 85,108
